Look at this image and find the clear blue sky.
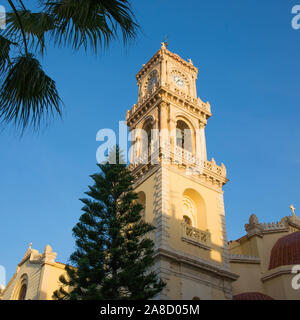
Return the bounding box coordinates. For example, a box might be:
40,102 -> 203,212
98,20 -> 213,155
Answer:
1,0 -> 300,282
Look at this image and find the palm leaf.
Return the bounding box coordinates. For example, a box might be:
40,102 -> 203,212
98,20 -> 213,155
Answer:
4,10 -> 55,55
0,35 -> 14,72
45,0 -> 138,53
0,53 -> 62,131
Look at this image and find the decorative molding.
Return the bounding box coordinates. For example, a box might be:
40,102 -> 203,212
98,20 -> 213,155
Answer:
153,247 -> 239,282
229,254 -> 261,264
136,46 -> 198,83
243,213 -> 300,237
261,265 -> 296,282
127,86 -> 210,128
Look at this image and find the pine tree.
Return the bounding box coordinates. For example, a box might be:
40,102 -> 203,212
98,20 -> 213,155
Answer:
53,146 -> 165,300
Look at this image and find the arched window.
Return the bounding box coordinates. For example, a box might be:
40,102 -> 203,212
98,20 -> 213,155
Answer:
141,121 -> 153,158
13,273 -> 29,300
183,195 -> 196,226
18,284 -> 27,300
176,120 -> 192,153
182,189 -> 207,231
137,191 -> 146,220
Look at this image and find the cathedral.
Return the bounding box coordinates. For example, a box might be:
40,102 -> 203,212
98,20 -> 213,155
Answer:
1,44 -> 300,300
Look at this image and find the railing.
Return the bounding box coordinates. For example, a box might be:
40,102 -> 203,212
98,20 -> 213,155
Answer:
174,146 -> 196,164
182,223 -> 211,249
131,143 -> 226,178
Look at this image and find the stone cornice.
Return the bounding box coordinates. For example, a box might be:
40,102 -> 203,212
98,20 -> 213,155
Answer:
136,47 -> 198,82
229,254 -> 261,264
136,49 -> 162,82
163,48 -> 198,74
154,247 -> 239,282
167,162 -> 227,191
131,163 -> 160,189
130,154 -> 228,191
261,265 -> 295,282
126,85 -> 211,128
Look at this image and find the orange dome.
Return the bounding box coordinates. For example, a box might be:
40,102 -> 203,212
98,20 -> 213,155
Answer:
269,231 -> 300,270
233,292 -> 274,300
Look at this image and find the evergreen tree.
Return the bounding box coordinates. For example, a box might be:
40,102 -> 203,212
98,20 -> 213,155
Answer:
53,146 -> 165,300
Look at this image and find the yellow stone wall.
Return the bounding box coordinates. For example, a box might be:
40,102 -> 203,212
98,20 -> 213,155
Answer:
229,214 -> 300,300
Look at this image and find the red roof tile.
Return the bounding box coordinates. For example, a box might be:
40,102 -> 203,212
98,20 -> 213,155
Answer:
269,231 -> 300,270
233,292 -> 274,300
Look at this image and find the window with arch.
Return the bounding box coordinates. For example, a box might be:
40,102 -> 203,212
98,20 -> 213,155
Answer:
14,274 -> 28,300
137,191 -> 146,220
176,120 -> 192,153
142,120 -> 154,157
18,284 -> 27,300
183,195 -> 196,226
147,70 -> 158,92
182,189 -> 208,231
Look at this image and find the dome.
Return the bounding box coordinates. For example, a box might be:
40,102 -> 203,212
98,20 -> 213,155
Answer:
233,292 -> 274,300
269,231 -> 300,270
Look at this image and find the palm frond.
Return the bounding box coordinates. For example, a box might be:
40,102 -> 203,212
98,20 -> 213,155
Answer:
45,0 -> 138,54
4,10 -> 55,55
0,35 -> 14,72
99,0 -> 139,44
0,53 -> 62,131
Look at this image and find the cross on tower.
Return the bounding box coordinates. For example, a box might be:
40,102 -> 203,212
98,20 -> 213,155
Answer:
290,205 -> 296,216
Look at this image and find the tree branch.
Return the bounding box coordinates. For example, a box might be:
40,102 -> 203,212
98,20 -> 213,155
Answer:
7,0 -> 28,55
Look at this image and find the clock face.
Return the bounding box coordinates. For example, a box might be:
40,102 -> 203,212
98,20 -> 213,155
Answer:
147,73 -> 157,91
173,74 -> 185,87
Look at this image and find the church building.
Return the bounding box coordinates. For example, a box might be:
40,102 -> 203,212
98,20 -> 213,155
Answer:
1,44 -> 299,300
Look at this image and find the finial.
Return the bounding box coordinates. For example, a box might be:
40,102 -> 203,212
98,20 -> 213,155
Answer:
161,36 -> 168,50
249,213 -> 259,225
161,42 -> 167,50
290,205 -> 296,216
188,58 -> 193,65
44,244 -> 53,254
29,242 -> 32,249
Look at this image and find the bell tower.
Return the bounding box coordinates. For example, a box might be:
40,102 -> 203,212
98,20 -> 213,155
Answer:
126,43 -> 238,300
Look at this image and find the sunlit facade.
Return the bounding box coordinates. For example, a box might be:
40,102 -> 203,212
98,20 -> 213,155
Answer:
1,45 -> 299,300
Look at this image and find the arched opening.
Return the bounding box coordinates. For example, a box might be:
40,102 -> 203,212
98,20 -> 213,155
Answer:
18,284 -> 27,300
11,273 -> 28,300
14,274 -> 28,300
137,191 -> 146,220
176,120 -> 192,153
183,196 -> 196,226
147,70 -> 158,92
183,189 -> 207,230
192,296 -> 201,300
142,120 -> 154,158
